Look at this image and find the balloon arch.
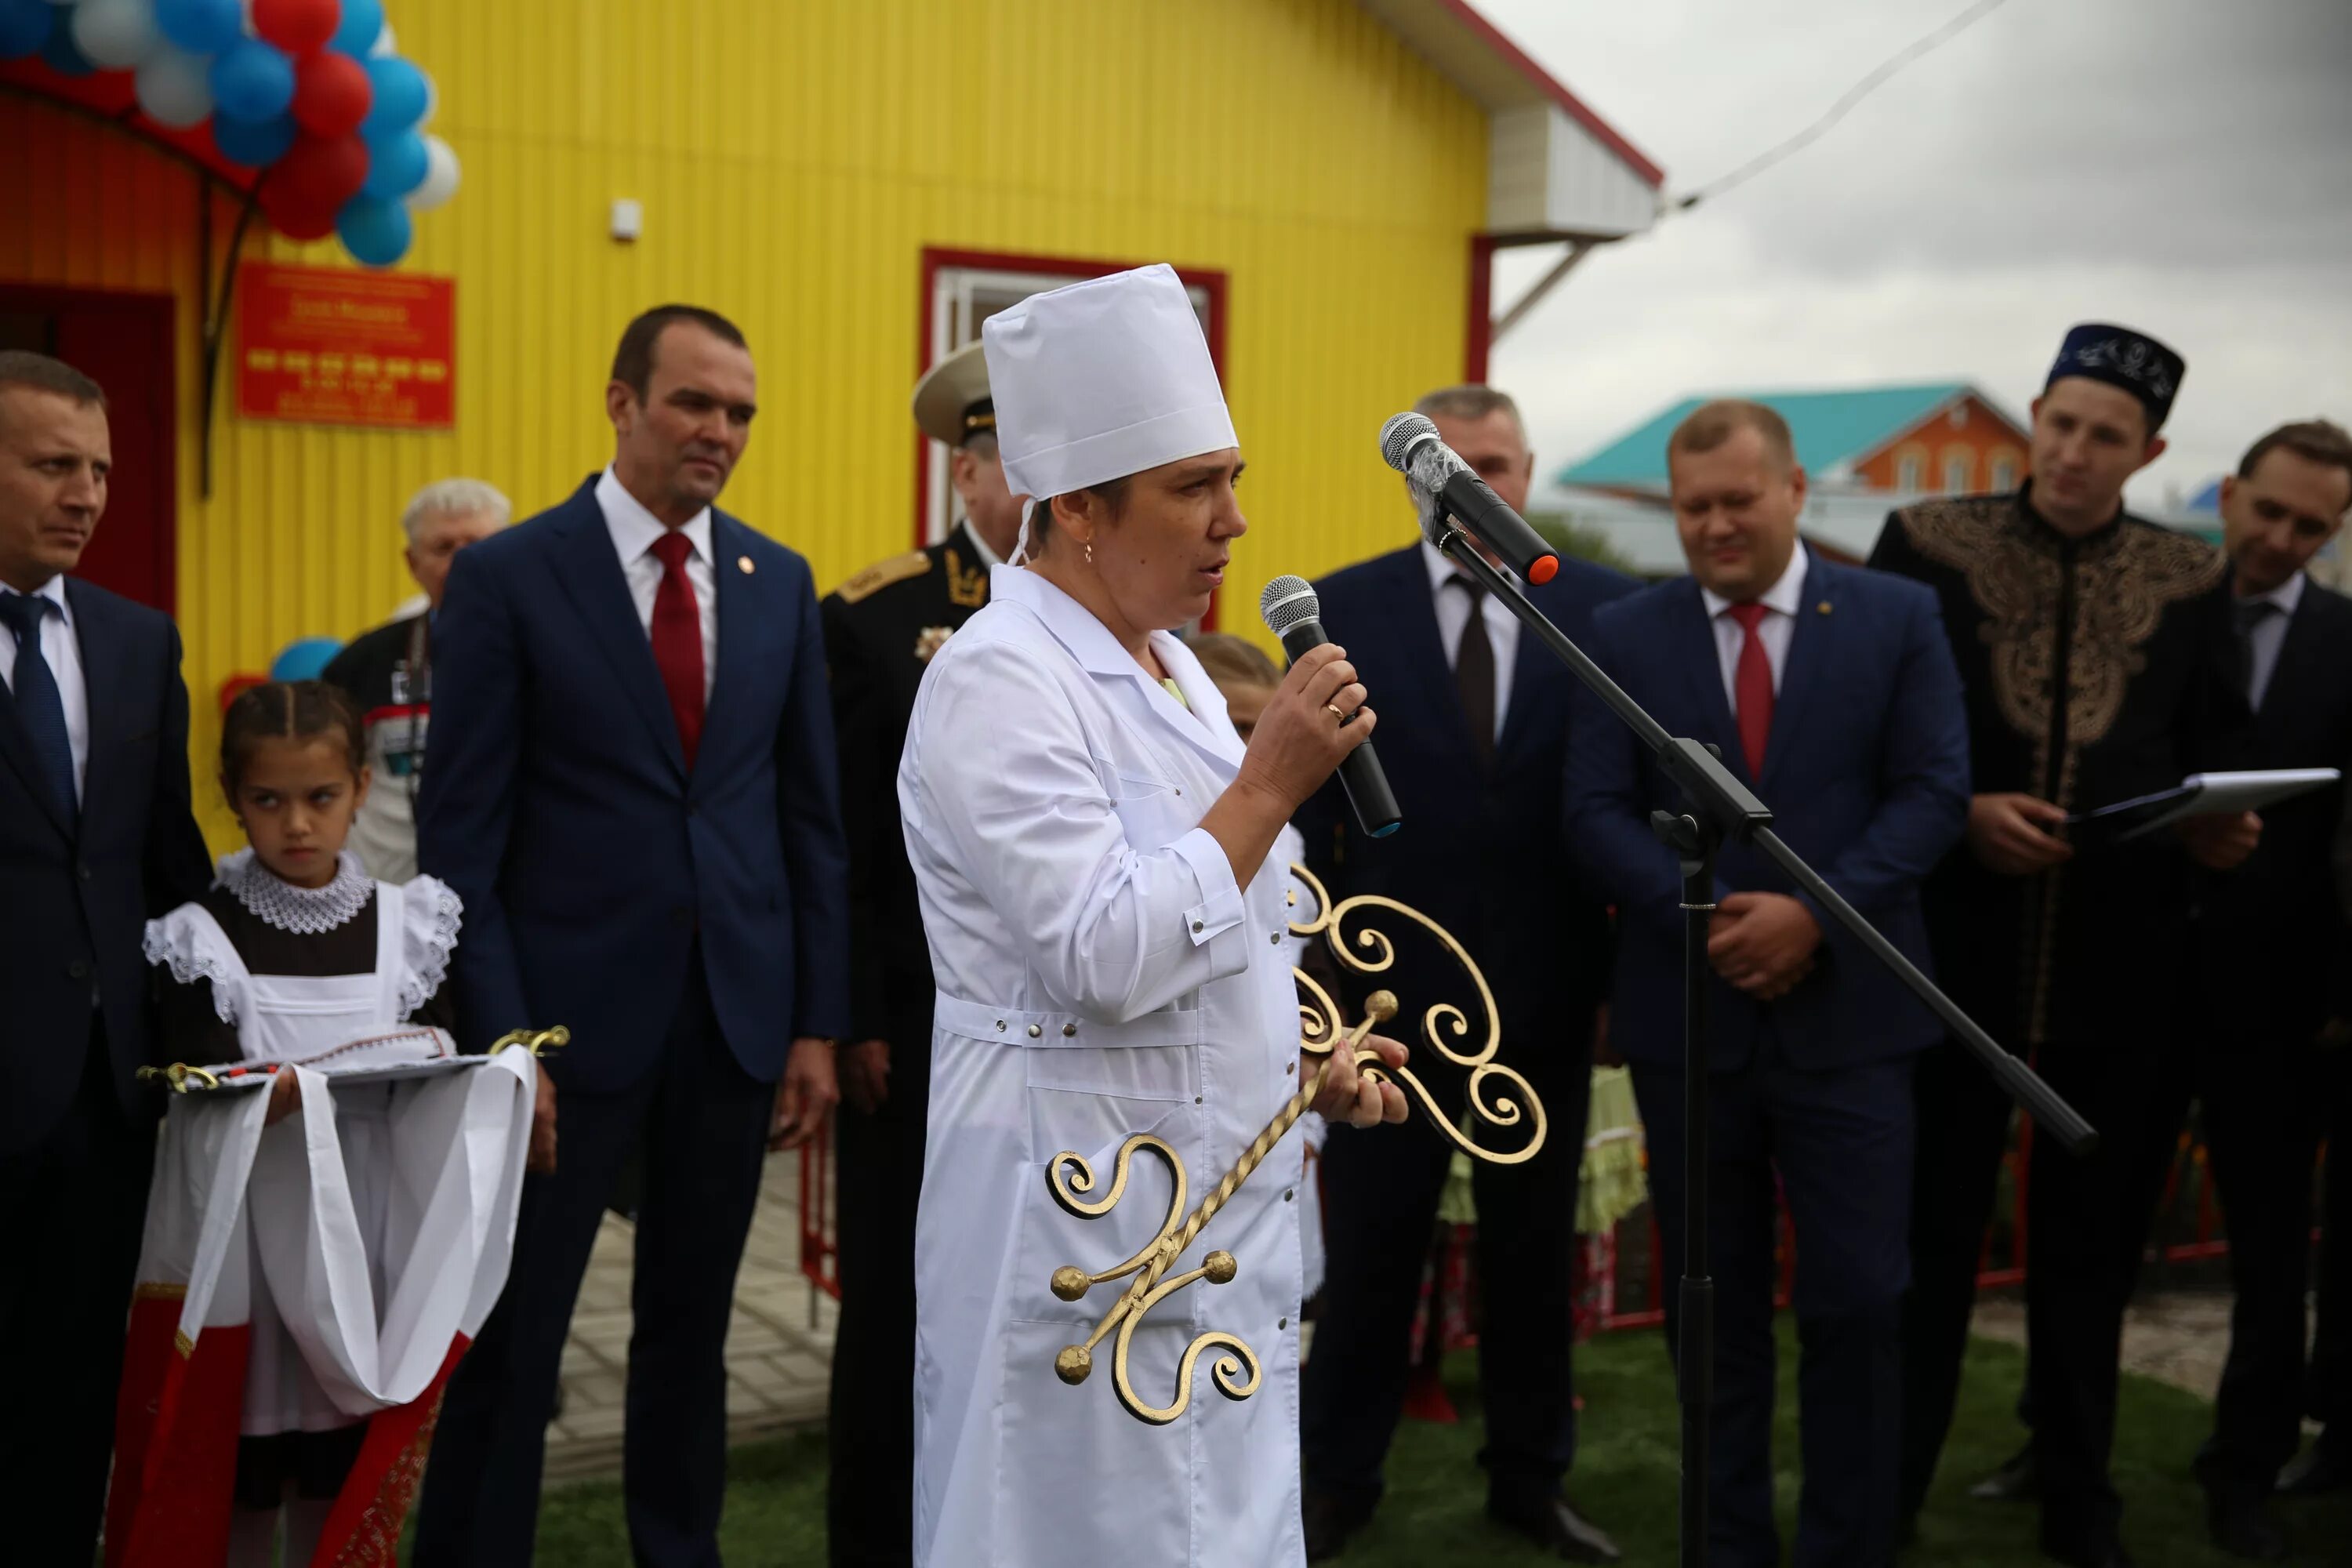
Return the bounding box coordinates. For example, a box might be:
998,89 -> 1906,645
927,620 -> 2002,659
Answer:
0,0 -> 457,269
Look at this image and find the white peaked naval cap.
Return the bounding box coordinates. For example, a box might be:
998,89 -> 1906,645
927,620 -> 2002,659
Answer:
982,263 -> 1236,515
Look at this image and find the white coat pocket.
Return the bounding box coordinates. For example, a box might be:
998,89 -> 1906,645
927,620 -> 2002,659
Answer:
1108,766 -> 1197,848
1012,1093 -> 1197,1330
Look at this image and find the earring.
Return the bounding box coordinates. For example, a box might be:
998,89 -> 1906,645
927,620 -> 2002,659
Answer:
1083,537 -> 1094,566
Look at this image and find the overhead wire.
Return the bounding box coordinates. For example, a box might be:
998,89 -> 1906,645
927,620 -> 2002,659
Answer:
1671,0 -> 2018,212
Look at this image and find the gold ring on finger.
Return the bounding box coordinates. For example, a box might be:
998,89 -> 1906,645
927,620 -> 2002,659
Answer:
1324,703 -> 1346,723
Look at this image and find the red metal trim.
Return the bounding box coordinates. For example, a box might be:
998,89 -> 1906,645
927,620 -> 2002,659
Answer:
1430,1 -> 1666,189
0,64 -> 261,194
0,283 -> 180,615
911,246 -> 1233,627
799,1116 -> 840,1304
1465,233 -> 1497,383
913,249 -> 942,558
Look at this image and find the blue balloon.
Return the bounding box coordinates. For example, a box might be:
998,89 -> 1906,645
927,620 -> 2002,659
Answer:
40,19 -> 95,77
0,0 -> 53,62
336,195 -> 412,268
213,111 -> 298,169
331,0 -> 383,56
157,0 -> 245,55
269,638 -> 346,682
210,38 -> 296,123
360,130 -> 427,201
361,56 -> 427,138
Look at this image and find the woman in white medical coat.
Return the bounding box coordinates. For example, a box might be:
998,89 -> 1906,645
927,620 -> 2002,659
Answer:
898,265 -> 1408,1568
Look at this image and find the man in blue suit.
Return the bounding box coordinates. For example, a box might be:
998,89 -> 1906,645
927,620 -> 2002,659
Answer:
413,306 -> 850,1566
0,350 -> 212,1566
1300,385 -> 1634,1563
1564,400 -> 1970,1567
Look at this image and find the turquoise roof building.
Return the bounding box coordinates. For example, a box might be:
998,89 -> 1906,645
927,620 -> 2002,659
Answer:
1557,383 -> 2025,492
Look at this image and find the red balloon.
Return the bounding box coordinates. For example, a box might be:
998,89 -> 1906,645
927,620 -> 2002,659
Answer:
252,0 -> 341,57
258,181 -> 337,241
291,50 -> 372,138
272,132 -> 369,212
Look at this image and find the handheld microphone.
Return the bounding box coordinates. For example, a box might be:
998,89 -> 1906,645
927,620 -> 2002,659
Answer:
1378,412 -> 1561,586
1258,575 -> 1402,840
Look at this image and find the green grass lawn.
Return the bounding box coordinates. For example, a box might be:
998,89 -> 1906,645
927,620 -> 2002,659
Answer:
426,1328 -> 2352,1566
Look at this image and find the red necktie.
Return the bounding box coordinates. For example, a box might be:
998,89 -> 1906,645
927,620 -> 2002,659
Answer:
1726,601 -> 1773,776
649,532 -> 706,769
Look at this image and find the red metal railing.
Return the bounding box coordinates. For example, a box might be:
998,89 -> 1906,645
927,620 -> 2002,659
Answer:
798,1116 -> 839,1327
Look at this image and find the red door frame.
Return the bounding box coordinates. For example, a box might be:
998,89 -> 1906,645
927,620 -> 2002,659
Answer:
0,283 -> 178,613
913,247 -> 1231,626
1464,233 -> 1497,384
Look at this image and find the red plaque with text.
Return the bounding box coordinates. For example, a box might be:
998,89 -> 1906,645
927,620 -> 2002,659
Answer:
236,263 -> 455,429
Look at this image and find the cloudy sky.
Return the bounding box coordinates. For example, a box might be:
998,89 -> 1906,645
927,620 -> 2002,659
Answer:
1477,0 -> 2352,513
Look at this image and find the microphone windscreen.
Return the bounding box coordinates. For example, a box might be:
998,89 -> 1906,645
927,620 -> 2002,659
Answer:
1258,575 -> 1320,640
1378,411 -> 1438,474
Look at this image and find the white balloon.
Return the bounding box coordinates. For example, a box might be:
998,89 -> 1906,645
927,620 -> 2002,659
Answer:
407,134 -> 459,211
72,0 -> 164,69
368,20 -> 394,57
135,45 -> 213,128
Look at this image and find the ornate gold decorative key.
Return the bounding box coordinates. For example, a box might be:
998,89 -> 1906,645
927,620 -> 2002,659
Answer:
1044,865 -> 1544,1425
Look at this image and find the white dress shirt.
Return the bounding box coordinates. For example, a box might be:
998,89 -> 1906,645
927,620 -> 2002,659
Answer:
959,518 -> 1002,568
1699,544 -> 1810,706
0,575 -> 90,805
1420,539 -> 1519,741
597,466 -> 717,700
2237,570 -> 2303,713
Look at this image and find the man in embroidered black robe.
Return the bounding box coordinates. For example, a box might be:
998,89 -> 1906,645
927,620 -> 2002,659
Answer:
818,339 -> 1019,1568
1871,324 -> 2257,1568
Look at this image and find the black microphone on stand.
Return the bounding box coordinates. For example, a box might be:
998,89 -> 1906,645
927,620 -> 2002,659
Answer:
1379,411 -> 1562,586
1258,575 -> 1402,839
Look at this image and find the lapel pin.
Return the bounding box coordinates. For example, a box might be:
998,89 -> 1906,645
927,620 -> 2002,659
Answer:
1817,601 -> 1833,615
739,555 -> 756,575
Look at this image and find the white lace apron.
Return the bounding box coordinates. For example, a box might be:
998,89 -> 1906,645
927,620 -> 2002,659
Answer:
143,878 -> 501,1436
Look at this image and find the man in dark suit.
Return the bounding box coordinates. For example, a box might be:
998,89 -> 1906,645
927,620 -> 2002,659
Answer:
820,340 -> 1020,1567
1565,399 -> 1971,1568
412,306 -> 851,1567
0,350 -> 212,1563
1299,384 -> 1634,1563
2311,786 -> 2352,1501
2190,419 -> 2352,1559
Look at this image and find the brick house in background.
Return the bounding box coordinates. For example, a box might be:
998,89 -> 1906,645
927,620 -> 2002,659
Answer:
1547,383 -> 2032,572
1559,382 -> 2031,501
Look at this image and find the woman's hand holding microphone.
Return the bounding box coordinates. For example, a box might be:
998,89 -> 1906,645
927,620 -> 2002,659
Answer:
1232,643 -> 1376,813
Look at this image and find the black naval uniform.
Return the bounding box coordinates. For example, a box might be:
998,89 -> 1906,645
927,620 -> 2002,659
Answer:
2190,574 -> 2352,1503
819,522 -> 992,1567
1869,486 -> 2243,1550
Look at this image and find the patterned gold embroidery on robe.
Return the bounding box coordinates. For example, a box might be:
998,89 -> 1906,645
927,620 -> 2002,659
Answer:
1895,495 -> 2223,1043
1897,495 -> 2223,781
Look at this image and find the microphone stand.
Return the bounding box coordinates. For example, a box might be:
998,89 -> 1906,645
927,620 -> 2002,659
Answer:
1429,524 -> 2096,1568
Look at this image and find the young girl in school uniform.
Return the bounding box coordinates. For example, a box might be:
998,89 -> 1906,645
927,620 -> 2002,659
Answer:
116,681 -> 550,1568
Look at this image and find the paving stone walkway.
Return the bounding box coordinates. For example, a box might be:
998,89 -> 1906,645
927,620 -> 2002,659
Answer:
547,1156 -> 836,1480
1971,1291 -> 2237,1403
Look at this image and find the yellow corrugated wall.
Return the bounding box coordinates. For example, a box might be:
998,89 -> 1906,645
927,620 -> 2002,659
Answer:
0,0 -> 1485,851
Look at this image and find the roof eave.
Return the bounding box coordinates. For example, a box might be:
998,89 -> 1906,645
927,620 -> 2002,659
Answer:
1358,0 -> 1665,191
